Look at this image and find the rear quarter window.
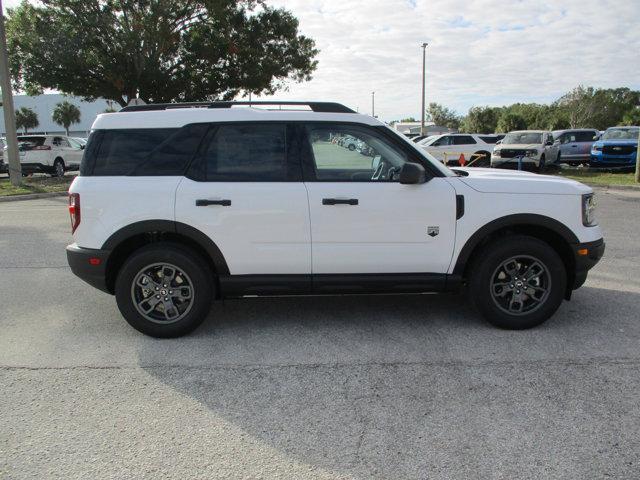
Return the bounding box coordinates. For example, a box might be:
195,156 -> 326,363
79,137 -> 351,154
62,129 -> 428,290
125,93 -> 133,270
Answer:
478,136 -> 497,144
82,126 -> 208,176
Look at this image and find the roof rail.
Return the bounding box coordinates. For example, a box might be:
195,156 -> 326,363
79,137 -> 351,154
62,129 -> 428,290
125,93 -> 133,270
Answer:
119,101 -> 356,114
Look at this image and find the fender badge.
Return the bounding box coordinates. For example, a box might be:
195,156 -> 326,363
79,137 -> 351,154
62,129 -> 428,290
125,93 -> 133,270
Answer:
427,226 -> 439,237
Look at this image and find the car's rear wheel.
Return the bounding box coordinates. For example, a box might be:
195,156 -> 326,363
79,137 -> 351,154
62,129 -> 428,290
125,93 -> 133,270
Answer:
472,151 -> 491,167
52,159 -> 65,178
468,235 -> 566,329
348,144 -> 356,151
115,243 -> 213,337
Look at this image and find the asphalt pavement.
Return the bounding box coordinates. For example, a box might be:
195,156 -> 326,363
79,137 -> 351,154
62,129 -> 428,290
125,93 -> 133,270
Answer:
1,188 -> 639,479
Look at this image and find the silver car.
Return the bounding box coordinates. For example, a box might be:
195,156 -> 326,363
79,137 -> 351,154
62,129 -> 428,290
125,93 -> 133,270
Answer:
551,129 -> 599,166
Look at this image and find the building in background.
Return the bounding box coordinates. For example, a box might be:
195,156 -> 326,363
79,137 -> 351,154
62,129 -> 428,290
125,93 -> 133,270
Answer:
0,94 -> 114,138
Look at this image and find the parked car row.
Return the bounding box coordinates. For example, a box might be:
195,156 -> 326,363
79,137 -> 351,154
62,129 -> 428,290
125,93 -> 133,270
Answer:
407,125 -> 638,172
491,126 -> 638,171
1,134 -> 86,177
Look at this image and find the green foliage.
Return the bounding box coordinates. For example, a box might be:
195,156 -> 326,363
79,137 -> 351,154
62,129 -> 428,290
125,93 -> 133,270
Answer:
621,108 -> 640,126
7,0 -> 318,107
459,106 -> 500,134
496,112 -> 527,133
15,107 -> 39,133
553,86 -> 640,130
52,101 -> 81,135
426,102 -> 460,129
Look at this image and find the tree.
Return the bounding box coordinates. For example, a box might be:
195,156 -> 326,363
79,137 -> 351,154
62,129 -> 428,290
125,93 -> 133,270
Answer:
554,86 -> 639,130
460,106 -> 500,134
496,112 -> 526,133
426,102 -> 460,129
622,108 -> 640,126
52,101 -> 81,135
15,106 -> 39,133
7,1 -> 318,107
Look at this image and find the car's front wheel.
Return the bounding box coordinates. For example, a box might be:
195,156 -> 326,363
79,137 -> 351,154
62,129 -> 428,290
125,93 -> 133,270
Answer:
468,235 -> 566,329
115,243 -> 213,337
52,159 -> 65,178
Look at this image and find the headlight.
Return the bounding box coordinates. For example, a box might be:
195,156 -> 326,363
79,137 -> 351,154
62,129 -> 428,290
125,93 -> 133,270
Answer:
592,145 -> 602,152
525,149 -> 539,157
582,193 -> 597,226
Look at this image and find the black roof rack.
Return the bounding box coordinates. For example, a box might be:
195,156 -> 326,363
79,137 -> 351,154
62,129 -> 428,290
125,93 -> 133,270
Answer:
119,101 -> 356,114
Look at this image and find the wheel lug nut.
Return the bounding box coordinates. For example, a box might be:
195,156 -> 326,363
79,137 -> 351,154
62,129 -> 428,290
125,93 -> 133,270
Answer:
156,295 -> 160,299
510,284 -> 514,288
169,291 -> 173,294
164,297 -> 169,301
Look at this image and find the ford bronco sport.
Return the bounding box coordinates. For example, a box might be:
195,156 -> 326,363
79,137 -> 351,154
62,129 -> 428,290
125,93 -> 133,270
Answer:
66,101 -> 604,337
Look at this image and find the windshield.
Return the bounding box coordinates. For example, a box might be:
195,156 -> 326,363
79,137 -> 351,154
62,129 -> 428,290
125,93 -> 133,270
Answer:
602,127 -> 639,141
502,132 -> 543,145
383,126 -> 455,177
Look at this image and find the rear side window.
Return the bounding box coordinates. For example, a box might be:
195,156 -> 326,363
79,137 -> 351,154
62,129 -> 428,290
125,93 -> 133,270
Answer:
575,131 -> 597,142
89,128 -> 177,175
201,124 -> 288,181
452,135 -> 476,145
131,124 -> 209,176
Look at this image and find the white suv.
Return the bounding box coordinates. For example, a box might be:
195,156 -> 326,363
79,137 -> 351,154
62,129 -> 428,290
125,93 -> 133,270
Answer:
417,133 -> 498,166
12,135 -> 85,177
66,101 -> 604,337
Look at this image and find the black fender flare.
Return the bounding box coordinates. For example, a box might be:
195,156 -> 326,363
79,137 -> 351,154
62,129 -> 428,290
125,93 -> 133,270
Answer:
102,219 -> 230,275
453,213 -> 579,275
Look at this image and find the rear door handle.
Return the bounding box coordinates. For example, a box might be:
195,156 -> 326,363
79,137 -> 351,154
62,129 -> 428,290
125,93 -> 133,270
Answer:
196,199 -> 231,206
322,198 -> 358,205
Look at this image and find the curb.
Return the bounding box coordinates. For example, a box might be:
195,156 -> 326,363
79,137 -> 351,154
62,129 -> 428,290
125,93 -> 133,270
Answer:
587,184 -> 640,192
0,192 -> 67,203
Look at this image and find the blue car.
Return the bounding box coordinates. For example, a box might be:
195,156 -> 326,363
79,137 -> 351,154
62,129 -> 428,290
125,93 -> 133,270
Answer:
590,126 -> 639,167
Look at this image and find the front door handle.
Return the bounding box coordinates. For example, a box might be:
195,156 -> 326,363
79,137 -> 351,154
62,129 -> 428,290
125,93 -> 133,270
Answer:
196,199 -> 231,206
322,198 -> 358,206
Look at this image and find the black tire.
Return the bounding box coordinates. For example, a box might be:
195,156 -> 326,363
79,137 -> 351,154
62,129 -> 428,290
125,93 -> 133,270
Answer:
115,242 -> 214,338
537,154 -> 546,173
52,158 -> 65,178
472,151 -> 491,167
468,235 -> 566,330
348,143 -> 356,151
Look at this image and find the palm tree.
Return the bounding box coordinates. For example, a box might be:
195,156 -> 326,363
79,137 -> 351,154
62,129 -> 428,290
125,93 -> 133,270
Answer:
15,107 -> 39,133
52,101 -> 81,136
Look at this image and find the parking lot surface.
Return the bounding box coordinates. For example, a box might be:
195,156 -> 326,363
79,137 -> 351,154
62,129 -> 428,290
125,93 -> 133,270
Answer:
1,188 -> 639,479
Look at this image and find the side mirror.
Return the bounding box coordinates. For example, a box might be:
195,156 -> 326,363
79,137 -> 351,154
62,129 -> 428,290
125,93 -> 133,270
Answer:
496,139 -> 502,145
80,144 -> 86,150
399,162 -> 427,185
545,140 -> 554,146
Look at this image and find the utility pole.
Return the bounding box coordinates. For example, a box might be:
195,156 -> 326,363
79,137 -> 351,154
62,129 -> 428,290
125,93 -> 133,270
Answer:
371,91 -> 375,117
0,0 -> 21,186
420,42 -> 428,136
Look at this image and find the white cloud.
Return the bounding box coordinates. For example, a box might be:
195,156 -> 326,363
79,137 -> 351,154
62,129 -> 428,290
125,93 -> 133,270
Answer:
263,0 -> 640,120
3,0 -> 639,121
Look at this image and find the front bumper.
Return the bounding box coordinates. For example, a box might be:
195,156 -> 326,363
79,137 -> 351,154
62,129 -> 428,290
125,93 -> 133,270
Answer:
491,156 -> 539,169
589,150 -> 636,167
571,238 -> 605,291
66,244 -> 112,294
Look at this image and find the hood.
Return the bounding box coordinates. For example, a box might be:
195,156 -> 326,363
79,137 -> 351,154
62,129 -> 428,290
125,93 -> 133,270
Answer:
494,143 -> 542,150
452,167 -> 592,195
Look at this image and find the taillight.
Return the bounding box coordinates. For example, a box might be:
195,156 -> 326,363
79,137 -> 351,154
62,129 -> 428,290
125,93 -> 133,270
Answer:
68,193 -> 81,233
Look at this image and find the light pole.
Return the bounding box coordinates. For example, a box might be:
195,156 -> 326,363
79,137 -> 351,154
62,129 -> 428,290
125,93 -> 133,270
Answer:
0,0 -> 21,186
371,91 -> 375,117
420,42 -> 428,136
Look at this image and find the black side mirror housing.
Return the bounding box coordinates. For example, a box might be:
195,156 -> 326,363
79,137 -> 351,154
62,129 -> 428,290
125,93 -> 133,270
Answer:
81,144 -> 86,150
399,162 -> 427,184
545,140 -> 553,146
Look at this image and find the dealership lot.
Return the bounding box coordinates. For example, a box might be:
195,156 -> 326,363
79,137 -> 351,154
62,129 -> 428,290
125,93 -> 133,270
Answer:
1,190 -> 640,479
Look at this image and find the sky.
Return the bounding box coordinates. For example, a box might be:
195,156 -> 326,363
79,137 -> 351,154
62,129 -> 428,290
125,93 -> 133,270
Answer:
4,0 -> 640,122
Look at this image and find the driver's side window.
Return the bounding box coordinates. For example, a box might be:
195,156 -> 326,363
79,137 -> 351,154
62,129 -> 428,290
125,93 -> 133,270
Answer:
305,125 -> 407,182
